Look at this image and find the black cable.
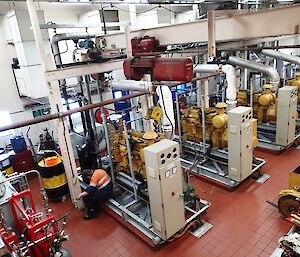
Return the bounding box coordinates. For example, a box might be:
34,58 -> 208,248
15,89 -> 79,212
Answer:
53,40 -> 69,58
159,86 -> 174,138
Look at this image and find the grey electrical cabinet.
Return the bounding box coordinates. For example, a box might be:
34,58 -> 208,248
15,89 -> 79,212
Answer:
144,139 -> 185,240
228,106 -> 253,182
276,86 -> 297,146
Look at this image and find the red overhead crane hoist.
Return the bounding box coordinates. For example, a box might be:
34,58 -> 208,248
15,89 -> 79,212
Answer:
123,36 -> 194,82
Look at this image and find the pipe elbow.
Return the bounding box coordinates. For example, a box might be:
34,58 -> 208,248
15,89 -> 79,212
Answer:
51,33 -> 64,44
222,64 -> 237,102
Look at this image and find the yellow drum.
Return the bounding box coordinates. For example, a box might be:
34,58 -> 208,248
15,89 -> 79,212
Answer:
38,156 -> 69,201
0,153 -> 14,175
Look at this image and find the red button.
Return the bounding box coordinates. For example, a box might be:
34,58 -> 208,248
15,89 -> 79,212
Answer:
171,192 -> 175,196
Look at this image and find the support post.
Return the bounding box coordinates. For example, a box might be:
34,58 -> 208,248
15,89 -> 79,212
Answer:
208,10 -> 216,59
101,110 -> 115,186
123,121 -> 138,200
124,26 -> 132,58
175,93 -> 182,154
27,0 -> 83,209
129,5 -> 137,29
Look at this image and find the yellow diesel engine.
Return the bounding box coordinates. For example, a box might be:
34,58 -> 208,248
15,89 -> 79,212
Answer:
181,102 -> 258,149
112,130 -> 165,180
181,102 -> 228,149
181,106 -> 214,143
253,84 -> 277,124
236,90 -> 248,106
236,85 -> 277,124
211,102 -> 228,148
286,72 -> 300,104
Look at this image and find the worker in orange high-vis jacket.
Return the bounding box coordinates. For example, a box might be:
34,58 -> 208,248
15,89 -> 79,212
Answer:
77,168 -> 113,220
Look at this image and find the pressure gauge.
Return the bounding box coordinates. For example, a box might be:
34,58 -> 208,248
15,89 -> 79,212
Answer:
0,183 -> 6,198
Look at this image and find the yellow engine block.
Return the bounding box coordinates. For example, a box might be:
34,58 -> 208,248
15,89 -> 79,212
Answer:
254,84 -> 277,124
112,130 -> 165,180
181,102 -> 258,149
181,102 -> 228,149
237,85 -> 277,124
236,90 -> 248,106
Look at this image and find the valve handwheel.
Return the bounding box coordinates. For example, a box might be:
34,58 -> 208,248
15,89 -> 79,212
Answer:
95,108 -> 109,123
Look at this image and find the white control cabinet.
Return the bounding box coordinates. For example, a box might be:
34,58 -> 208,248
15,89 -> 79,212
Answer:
144,139 -> 185,240
228,106 -> 253,182
276,86 -> 297,146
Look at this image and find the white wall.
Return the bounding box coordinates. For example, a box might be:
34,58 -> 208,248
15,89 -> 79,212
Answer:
175,10 -> 197,23
0,7 -> 87,148
135,10 -> 158,29
0,19 -> 55,148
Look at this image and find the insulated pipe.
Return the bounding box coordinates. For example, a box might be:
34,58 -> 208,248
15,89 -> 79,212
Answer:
222,64 -> 237,109
194,64 -> 220,73
51,32 -> 95,85
228,56 -> 280,90
261,49 -> 300,66
194,64 -> 237,109
156,86 -> 175,139
194,64 -> 220,109
110,80 -> 151,92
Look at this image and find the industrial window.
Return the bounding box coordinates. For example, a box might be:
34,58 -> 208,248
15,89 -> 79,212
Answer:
61,98 -> 82,131
0,111 -> 14,138
114,91 -> 123,99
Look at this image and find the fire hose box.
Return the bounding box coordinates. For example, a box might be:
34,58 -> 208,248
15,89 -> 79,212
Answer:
289,165 -> 300,190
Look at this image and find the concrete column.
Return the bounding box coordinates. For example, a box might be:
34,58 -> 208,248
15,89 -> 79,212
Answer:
129,5 -> 137,29
208,10 -> 216,59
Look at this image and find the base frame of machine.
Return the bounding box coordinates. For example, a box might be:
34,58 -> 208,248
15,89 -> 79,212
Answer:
256,123 -> 300,152
177,138 -> 267,190
79,171 -> 210,247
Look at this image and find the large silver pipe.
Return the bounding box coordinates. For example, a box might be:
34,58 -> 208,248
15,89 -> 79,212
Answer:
194,64 -> 220,73
111,80 -> 151,92
51,32 -> 95,85
261,49 -> 300,66
228,56 -> 280,90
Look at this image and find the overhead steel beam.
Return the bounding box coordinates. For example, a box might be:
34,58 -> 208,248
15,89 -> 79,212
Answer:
97,4 -> 300,48
45,60 -> 124,82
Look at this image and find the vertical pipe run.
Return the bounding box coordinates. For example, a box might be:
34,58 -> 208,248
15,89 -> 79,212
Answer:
84,75 -> 98,143
175,93 -> 182,154
123,121 -> 138,200
207,10 -> 216,59
101,110 -> 115,186
200,91 -> 207,157
250,82 -> 253,108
